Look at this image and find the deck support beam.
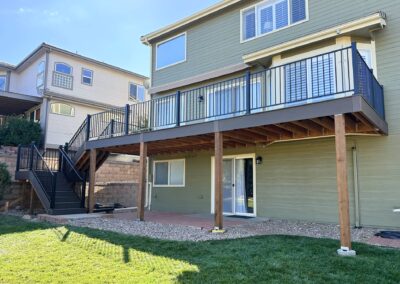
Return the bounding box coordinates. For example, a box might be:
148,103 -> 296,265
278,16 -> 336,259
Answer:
334,114 -> 355,256
88,149 -> 96,213
137,142 -> 147,221
214,132 -> 223,230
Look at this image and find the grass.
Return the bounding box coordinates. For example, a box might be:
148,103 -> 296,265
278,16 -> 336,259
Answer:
0,215 -> 399,283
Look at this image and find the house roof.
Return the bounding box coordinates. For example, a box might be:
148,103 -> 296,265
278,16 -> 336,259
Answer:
7,43 -> 148,79
141,0 -> 243,45
0,62 -> 15,70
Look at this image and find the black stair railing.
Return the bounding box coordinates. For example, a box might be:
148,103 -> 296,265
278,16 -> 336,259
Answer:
17,143 -> 58,209
59,146 -> 86,207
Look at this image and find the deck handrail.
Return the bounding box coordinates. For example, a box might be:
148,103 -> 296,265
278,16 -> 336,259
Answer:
67,43 -> 384,153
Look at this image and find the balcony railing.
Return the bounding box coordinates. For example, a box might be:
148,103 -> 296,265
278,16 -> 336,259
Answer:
52,71 -> 73,90
68,43 -> 384,154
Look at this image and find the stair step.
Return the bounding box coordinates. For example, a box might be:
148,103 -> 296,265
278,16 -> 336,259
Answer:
55,202 -> 82,209
52,208 -> 86,215
56,196 -> 81,202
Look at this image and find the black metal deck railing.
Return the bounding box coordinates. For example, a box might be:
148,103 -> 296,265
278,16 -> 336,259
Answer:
67,43 -> 385,154
16,143 -> 85,209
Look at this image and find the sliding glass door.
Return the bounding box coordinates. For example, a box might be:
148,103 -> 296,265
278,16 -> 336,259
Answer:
219,156 -> 255,216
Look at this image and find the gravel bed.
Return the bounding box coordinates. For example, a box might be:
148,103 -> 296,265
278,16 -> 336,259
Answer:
68,216 -> 379,243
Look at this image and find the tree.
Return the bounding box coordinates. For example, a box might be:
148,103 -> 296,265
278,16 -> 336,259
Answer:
0,117 -> 41,146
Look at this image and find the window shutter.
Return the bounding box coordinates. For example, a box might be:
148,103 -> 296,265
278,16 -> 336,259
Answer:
275,0 -> 289,29
291,0 -> 306,23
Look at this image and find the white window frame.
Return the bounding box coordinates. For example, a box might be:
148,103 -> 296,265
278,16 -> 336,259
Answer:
155,32 -> 187,71
129,82 -> 145,102
153,159 -> 185,187
0,75 -> 6,91
81,68 -> 93,86
240,0 -> 309,43
50,103 -> 75,117
36,61 -> 45,91
210,153 -> 257,217
54,62 -> 73,75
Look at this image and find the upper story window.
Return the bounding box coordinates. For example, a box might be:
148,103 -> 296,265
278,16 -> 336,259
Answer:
81,68 -> 93,85
129,83 -> 145,101
156,33 -> 186,70
241,0 -> 308,42
55,62 -> 72,75
50,103 -> 75,117
0,75 -> 6,91
53,62 -> 73,90
36,61 -> 45,93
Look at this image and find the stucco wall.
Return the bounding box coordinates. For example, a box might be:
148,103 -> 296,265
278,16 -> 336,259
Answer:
47,52 -> 148,107
45,100 -> 104,147
9,55 -> 45,97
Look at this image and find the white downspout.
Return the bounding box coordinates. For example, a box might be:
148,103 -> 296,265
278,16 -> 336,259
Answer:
352,146 -> 361,228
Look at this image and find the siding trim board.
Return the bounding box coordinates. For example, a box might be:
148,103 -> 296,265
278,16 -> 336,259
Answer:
243,12 -> 386,64
150,63 -> 248,94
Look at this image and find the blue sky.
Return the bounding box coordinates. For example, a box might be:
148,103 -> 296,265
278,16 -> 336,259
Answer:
0,0 -> 219,77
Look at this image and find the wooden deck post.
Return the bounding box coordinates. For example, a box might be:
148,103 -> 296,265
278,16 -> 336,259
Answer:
214,132 -> 223,229
137,141 -> 147,221
334,114 -> 352,251
88,149 -> 97,213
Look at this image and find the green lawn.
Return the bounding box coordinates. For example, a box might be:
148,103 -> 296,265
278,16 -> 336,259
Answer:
0,215 -> 399,283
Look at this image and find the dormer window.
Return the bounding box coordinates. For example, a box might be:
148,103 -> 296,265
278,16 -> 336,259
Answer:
241,0 -> 308,42
55,62 -> 72,75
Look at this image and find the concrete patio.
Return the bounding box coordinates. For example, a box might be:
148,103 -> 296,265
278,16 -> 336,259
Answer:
28,209 -> 400,248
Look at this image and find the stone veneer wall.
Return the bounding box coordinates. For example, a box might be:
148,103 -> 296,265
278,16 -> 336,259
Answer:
93,155 -> 139,207
0,146 -> 42,211
0,147 -> 140,211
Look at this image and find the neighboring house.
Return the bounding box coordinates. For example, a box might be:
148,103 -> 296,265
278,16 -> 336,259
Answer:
0,43 -> 148,148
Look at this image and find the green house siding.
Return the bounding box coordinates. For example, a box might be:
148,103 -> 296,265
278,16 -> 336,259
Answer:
151,0 -> 397,88
149,135 -> 400,228
146,0 -> 400,228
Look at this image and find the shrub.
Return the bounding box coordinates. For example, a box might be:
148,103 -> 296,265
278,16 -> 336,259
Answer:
0,162 -> 11,200
0,117 -> 41,146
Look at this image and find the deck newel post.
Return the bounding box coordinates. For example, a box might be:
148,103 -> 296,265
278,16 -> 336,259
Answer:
245,70 -> 251,115
137,141 -> 147,221
86,114 -> 91,141
214,131 -> 223,230
88,148 -> 96,213
351,42 -> 359,95
110,119 -> 115,138
176,91 -> 181,127
29,142 -> 35,170
125,104 -> 130,135
334,114 -> 355,256
58,145 -> 63,172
